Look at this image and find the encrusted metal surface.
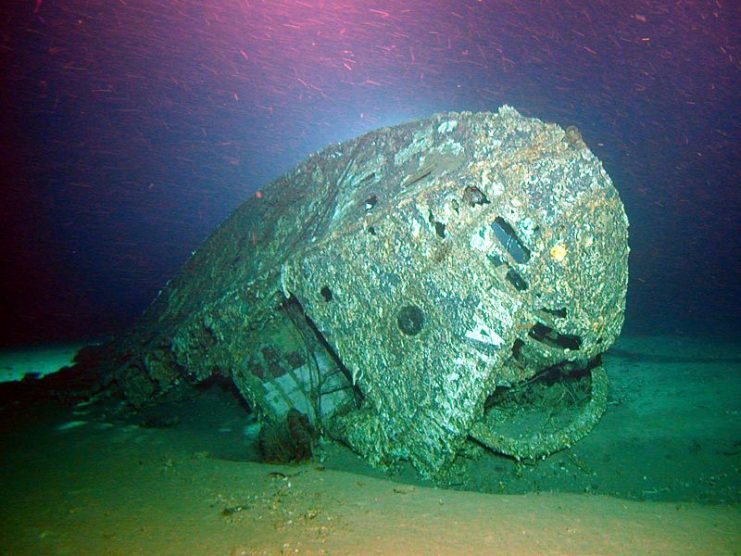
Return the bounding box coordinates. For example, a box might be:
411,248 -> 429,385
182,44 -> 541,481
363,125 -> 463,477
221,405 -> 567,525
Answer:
105,106 -> 629,477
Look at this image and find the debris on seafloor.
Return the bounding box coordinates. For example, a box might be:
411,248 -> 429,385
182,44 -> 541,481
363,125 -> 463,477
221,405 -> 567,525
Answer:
259,409 -> 317,463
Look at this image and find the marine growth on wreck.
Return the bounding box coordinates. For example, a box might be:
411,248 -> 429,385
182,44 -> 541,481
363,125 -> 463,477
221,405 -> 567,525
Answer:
99,106 -> 629,477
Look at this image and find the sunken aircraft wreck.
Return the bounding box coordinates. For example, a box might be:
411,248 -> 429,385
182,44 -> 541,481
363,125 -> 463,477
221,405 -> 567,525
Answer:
97,106 -> 629,477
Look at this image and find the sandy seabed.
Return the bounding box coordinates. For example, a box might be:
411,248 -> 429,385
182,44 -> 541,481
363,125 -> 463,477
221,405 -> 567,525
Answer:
1,335 -> 739,555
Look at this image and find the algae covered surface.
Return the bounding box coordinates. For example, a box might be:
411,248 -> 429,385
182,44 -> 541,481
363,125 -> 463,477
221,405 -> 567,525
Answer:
100,107 -> 629,477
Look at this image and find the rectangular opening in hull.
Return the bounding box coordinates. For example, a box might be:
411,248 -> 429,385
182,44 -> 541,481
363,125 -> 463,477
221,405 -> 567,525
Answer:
491,217 -> 531,264
528,322 -> 581,350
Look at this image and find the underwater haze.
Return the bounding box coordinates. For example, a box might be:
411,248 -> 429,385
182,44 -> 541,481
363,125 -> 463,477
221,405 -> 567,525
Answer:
1,0 -> 739,346
1,2 -> 740,554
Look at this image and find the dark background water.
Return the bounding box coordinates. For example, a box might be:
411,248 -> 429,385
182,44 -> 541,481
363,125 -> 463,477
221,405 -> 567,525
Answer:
1,0 -> 739,346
